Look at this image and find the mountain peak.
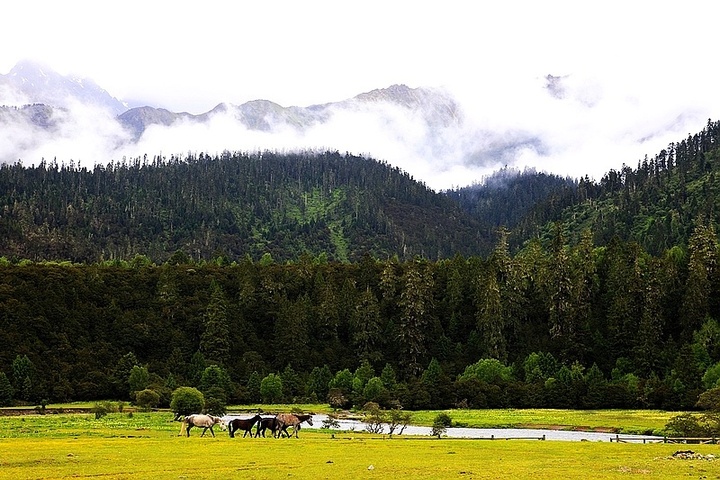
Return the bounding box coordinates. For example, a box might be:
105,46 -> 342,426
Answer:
9,59 -> 54,77
1,60 -> 127,115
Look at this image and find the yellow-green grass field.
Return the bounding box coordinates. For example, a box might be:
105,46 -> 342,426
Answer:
1,411 -> 719,479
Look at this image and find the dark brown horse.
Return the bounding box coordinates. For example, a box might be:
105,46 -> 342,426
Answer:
275,413 -> 314,438
228,414 -> 262,438
255,416 -> 282,438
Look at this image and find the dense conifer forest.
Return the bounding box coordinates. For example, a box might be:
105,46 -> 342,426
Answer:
0,150 -> 491,263
3,121 -> 720,412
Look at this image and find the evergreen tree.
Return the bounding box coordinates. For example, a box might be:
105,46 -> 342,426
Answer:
0,372 -> 13,406
128,365 -> 150,397
260,373 -> 283,403
351,287 -> 383,363
682,221 -> 718,337
200,281 -> 231,366
475,268 -> 505,359
306,365 -> 333,400
246,371 -> 262,403
11,355 -> 34,402
397,258 -> 434,376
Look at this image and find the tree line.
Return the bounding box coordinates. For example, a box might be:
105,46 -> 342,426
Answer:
1,221 -> 720,411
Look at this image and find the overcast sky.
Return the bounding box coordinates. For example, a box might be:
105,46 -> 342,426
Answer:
2,1 -> 720,189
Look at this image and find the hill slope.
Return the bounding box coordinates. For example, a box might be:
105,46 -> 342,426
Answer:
0,151 -> 492,263
531,119 -> 720,253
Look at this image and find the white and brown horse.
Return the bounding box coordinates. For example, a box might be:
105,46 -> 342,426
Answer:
275,413 -> 314,438
181,414 -> 227,437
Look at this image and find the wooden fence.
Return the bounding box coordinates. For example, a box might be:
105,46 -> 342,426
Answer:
611,435 -> 719,444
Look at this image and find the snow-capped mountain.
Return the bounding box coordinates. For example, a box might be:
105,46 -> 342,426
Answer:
117,84 -> 461,141
0,60 -> 127,115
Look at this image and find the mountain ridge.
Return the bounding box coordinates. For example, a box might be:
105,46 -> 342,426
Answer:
0,60 -> 127,115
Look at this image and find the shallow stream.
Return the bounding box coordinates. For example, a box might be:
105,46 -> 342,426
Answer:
225,413 -> 664,442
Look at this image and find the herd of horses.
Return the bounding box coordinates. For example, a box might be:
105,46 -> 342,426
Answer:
180,413 -> 314,439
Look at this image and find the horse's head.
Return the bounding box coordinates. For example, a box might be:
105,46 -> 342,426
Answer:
216,417 -> 228,431
306,416 -> 314,426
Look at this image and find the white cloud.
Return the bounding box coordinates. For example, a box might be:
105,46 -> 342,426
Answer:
1,1 -> 719,189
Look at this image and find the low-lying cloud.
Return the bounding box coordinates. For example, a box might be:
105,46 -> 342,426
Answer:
1,74 -> 715,191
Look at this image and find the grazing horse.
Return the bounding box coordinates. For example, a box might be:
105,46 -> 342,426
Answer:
255,416 -> 282,438
275,413 -> 314,438
182,414 -> 226,437
228,414 -> 262,438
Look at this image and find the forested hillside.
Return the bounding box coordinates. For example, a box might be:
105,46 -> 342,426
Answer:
445,167 -> 578,249
4,122 -> 720,414
0,151 -> 492,263
448,120 -> 720,256
521,120 -> 720,253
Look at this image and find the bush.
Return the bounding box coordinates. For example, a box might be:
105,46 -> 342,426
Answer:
696,387 -> 720,411
665,413 -> 704,437
203,389 -> 227,416
431,412 -> 451,438
665,412 -> 720,437
322,413 -> 341,429
170,386 -> 205,417
135,389 -> 160,411
92,401 -> 117,419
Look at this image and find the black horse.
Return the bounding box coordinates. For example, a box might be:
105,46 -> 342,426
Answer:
255,416 -> 282,438
228,414 -> 262,438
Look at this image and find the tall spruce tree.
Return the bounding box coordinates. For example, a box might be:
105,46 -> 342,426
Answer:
200,281 -> 231,366
397,258 -> 434,377
682,221 -> 718,338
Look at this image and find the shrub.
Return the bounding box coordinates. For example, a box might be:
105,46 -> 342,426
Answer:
696,387 -> 720,411
431,413 -> 451,438
92,401 -> 117,419
203,388 -> 227,416
322,413 -> 341,429
170,386 -> 205,417
135,389 -> 160,411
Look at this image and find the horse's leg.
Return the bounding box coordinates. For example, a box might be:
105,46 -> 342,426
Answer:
186,424 -> 192,437
209,425 -> 215,437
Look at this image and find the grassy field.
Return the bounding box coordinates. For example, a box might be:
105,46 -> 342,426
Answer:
0,410 -> 719,479
406,408 -> 673,435
3,403 -> 678,435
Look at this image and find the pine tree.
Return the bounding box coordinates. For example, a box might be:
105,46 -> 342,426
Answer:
682,221 -> 718,337
200,281 -> 231,366
351,287 -> 383,363
397,258 -> 434,377
0,372 -> 13,406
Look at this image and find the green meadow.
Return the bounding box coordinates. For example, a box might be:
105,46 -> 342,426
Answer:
1,410 -> 719,479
